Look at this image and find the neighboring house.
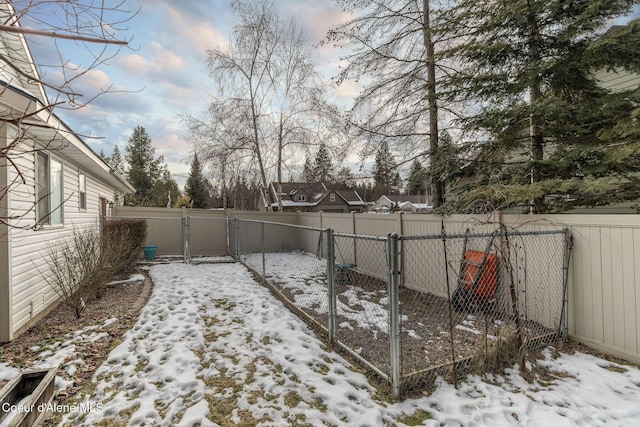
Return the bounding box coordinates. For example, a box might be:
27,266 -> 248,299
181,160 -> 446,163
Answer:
592,24 -> 640,93
0,4 -> 135,342
267,182 -> 366,213
374,195 -> 432,213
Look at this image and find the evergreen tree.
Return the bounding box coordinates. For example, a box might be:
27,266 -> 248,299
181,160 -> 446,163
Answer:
406,160 -> 427,195
372,141 -> 401,197
313,142 -> 334,183
124,126 -> 163,206
333,166 -> 357,189
203,179 -> 220,208
302,156 -> 314,182
109,144 -> 125,175
355,181 -> 374,203
440,3 -> 640,213
150,166 -> 181,208
185,154 -> 209,209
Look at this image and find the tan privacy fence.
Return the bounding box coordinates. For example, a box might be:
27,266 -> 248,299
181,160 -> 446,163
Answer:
111,207 -> 228,257
111,207 -> 640,365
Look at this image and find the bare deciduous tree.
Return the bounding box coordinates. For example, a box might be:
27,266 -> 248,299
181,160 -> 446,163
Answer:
195,0 -> 330,210
325,0 -> 449,207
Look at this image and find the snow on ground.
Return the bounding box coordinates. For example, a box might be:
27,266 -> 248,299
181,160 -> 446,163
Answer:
2,261 -> 640,426
241,251 -> 411,337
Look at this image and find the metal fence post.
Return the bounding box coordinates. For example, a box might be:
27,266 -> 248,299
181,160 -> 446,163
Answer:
387,232 -> 401,399
326,228 -> 336,344
234,218 -> 240,259
261,221 -> 266,280
561,227 -> 572,339
183,215 -> 191,263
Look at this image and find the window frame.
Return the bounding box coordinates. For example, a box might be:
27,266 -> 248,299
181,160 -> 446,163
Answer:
330,193 -> 336,202
78,172 -> 86,211
36,151 -> 64,226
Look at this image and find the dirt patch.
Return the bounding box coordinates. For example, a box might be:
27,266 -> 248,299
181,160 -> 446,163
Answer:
0,272 -> 150,404
265,267 -> 559,392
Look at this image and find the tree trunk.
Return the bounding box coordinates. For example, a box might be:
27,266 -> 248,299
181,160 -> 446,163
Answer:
527,1 -> 544,213
423,0 -> 443,208
249,80 -> 272,211
277,112 -> 284,212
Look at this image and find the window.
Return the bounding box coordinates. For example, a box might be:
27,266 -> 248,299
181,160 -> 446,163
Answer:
37,152 -> 63,225
78,172 -> 86,210
330,193 -> 336,202
297,194 -> 306,202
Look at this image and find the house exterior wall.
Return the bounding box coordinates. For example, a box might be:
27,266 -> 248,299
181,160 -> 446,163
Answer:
593,68 -> 640,93
313,197 -> 350,213
4,126 -> 119,340
1,122 -> 11,342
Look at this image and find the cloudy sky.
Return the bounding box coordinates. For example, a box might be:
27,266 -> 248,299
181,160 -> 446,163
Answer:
24,1 -> 640,188
26,0 -> 353,187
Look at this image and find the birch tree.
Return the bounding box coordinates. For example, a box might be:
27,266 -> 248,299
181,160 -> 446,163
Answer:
202,0 -> 327,210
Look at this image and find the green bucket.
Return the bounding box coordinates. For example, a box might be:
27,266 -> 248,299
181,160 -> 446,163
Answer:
143,245 -> 157,261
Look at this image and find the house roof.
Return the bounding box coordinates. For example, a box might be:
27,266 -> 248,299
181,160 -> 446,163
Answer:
0,3 -> 48,104
0,2 -> 134,195
269,182 -> 365,208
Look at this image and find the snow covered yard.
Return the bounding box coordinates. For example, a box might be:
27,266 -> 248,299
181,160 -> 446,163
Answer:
3,261 -> 640,426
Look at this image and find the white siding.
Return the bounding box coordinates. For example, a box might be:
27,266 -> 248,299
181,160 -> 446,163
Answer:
593,68 -> 640,93
7,127 -> 119,336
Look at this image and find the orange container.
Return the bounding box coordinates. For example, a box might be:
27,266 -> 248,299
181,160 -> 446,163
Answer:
461,250 -> 499,300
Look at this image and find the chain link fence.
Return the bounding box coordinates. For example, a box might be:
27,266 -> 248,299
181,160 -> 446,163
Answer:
232,219 -> 330,336
400,226 -> 570,393
229,219 -> 571,398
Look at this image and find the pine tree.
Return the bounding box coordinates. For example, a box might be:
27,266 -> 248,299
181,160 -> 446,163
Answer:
313,142 -> 333,183
185,154 -> 209,209
302,156 -> 314,182
372,141 -> 401,197
150,166 -> 181,208
109,144 -> 125,175
406,160 -> 427,195
334,166 -> 357,189
440,2 -> 640,213
124,126 -> 163,206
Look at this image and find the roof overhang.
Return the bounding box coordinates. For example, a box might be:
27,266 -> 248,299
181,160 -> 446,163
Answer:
1,82 -> 135,194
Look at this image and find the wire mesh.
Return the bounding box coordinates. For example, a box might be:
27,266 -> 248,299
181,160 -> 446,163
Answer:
235,220 -> 329,332
230,218 -> 569,397
188,216 -> 228,257
399,227 -> 568,392
334,233 -> 391,378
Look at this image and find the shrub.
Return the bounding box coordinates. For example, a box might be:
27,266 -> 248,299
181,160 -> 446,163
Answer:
40,219 -> 147,318
40,224 -> 105,318
101,219 -> 147,278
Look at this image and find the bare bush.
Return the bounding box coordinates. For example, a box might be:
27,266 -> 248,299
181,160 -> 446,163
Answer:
101,219 -> 147,278
40,225 -> 106,318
